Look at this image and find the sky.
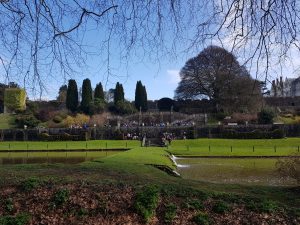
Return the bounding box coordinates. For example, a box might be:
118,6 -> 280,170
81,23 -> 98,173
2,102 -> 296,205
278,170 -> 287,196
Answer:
1,1 -> 300,101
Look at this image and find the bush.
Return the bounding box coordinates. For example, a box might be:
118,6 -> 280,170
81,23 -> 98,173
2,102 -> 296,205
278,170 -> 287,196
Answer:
212,201 -> 230,214
38,132 -> 87,141
184,199 -> 204,210
0,213 -> 30,225
246,199 -> 278,213
52,189 -> 69,207
15,114 -> 40,128
192,212 -> 210,225
4,198 -> 14,213
164,203 -> 177,223
114,101 -> 136,115
53,115 -> 63,123
21,177 -> 40,192
63,114 -> 90,128
134,185 -> 159,223
258,108 -> 275,124
89,98 -> 106,115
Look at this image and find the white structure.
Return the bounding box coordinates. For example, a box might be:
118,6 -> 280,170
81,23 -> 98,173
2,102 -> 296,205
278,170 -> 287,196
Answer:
271,76 -> 300,97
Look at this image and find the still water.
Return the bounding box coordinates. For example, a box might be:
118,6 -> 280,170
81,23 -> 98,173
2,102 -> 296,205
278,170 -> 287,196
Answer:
0,151 -> 121,165
175,157 -> 297,186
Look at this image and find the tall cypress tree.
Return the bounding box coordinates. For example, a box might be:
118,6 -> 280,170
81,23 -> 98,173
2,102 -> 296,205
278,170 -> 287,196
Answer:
135,81 -> 142,110
114,82 -> 124,104
94,82 -> 104,100
135,81 -> 147,111
66,79 -> 78,112
142,85 -> 148,111
119,83 -> 124,102
81,78 -> 93,114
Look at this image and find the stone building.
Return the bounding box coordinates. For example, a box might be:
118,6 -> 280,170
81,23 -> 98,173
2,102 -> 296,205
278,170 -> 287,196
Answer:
270,76 -> 300,97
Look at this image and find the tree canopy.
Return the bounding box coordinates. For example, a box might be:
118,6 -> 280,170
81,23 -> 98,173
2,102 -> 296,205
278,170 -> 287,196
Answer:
175,46 -> 262,113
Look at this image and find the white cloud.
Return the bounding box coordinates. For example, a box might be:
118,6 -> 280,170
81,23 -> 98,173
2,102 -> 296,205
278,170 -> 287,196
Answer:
167,69 -> 180,84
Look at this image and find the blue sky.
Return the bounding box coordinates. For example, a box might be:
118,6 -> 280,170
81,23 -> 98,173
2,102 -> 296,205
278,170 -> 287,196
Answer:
1,1 -> 300,101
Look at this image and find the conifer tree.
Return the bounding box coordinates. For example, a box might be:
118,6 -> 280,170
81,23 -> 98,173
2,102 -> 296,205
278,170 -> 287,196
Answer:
66,79 -> 78,112
94,82 -> 104,100
114,82 -> 124,104
135,81 -> 147,111
81,78 -> 93,114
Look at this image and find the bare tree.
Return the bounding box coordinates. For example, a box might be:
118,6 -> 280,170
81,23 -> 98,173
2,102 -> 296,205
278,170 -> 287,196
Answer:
0,0 -> 300,96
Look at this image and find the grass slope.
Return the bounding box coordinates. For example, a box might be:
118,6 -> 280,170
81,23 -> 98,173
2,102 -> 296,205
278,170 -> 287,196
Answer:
0,113 -> 15,129
169,138 -> 300,156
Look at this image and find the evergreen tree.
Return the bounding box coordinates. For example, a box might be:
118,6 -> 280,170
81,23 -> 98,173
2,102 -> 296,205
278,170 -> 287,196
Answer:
142,85 -> 148,111
135,81 -> 147,111
66,79 -> 78,112
81,78 -> 93,114
94,82 -> 104,100
114,82 -> 124,104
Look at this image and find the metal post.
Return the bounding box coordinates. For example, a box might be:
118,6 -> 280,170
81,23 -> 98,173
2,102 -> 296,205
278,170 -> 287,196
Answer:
274,146 -> 276,153
231,146 -> 232,152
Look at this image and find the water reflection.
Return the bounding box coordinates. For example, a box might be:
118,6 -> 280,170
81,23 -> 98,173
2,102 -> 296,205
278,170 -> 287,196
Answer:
0,151 -> 121,165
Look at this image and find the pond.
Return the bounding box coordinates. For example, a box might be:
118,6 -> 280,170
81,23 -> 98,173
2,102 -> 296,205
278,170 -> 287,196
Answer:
0,150 -> 122,165
174,156 -> 297,186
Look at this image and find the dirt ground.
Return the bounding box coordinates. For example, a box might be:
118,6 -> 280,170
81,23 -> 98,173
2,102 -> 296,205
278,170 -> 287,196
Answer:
0,181 -> 299,225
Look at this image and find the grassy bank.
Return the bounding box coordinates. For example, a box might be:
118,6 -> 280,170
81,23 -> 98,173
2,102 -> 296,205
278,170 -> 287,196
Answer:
0,141 -> 299,223
169,138 -> 300,156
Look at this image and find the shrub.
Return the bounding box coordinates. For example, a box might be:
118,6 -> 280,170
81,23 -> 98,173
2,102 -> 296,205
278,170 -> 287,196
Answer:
212,201 -> 230,214
115,101 -> 136,115
192,212 -> 210,225
53,115 -> 63,123
184,199 -> 204,210
63,114 -> 90,128
35,109 -> 50,122
134,185 -> 159,223
52,189 -> 69,206
258,107 -> 275,124
0,213 -> 30,225
246,200 -> 278,213
15,114 -> 40,128
21,177 -> 40,192
4,198 -> 14,213
164,203 -> 177,223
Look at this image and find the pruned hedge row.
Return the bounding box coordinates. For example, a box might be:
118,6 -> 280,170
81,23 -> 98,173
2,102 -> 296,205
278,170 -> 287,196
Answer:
38,132 -> 89,141
219,129 -> 284,139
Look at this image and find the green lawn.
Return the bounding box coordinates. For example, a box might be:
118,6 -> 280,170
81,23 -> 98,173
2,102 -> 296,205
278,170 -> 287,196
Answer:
168,138 -> 300,156
0,114 -> 16,129
0,140 -> 140,151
